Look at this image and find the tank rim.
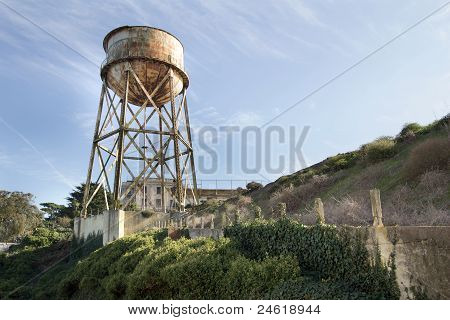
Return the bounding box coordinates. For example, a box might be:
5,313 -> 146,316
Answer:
100,56 -> 189,90
103,25 -> 185,52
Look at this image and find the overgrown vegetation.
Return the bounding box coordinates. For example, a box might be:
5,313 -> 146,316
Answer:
0,220 -> 399,299
360,137 -> 396,163
225,219 -> 399,299
56,229 -> 301,300
0,225 -> 72,299
403,137 -> 450,179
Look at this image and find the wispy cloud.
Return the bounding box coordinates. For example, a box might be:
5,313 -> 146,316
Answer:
0,0 -> 327,139
225,111 -> 263,127
0,116 -> 76,189
0,148 -> 12,166
272,0 -> 326,27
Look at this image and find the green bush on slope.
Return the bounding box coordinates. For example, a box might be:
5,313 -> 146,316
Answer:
59,230 -> 161,299
0,226 -> 72,299
2,221 -> 399,299
59,233 -> 300,300
224,219 -> 399,299
360,137 -> 397,163
55,220 -> 398,299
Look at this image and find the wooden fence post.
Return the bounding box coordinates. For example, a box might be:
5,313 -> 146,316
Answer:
275,203 -> 287,218
221,212 -> 227,229
370,189 -> 383,227
314,198 -> 325,224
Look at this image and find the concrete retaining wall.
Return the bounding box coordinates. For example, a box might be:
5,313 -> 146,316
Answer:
74,210 -> 125,245
74,210 -> 169,245
366,226 -> 450,299
73,213 -> 104,241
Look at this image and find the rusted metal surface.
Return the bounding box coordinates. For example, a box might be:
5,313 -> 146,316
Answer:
101,26 -> 189,106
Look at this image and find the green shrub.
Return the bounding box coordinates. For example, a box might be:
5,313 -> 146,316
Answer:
32,263 -> 75,299
399,123 -> 422,136
10,226 -> 71,252
267,278 -> 370,300
404,137 -> 450,179
0,226 -> 72,299
360,137 -> 396,162
159,243 -> 232,299
420,114 -> 449,135
70,231 -> 103,260
3,221 -> 400,300
161,246 -> 300,299
324,152 -> 360,172
57,231 -> 302,300
224,219 -> 399,299
58,231 -> 157,299
222,255 -> 299,299
140,210 -> 155,218
395,123 -> 422,143
127,237 -> 225,299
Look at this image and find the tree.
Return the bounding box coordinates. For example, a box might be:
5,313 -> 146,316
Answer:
65,183 -> 112,218
40,202 -> 65,220
246,181 -> 263,192
0,191 -> 42,242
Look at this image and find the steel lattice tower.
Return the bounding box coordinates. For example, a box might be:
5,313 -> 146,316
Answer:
81,26 -> 198,217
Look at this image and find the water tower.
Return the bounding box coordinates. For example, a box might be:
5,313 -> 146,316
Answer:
81,26 -> 198,217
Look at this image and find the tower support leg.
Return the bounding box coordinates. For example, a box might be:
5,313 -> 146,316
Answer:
81,85 -> 105,218
113,71 -> 129,209
170,69 -> 184,211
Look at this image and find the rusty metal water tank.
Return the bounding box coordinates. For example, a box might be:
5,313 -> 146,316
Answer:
100,26 -> 189,106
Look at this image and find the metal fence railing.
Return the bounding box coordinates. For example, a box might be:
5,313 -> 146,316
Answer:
195,179 -> 264,190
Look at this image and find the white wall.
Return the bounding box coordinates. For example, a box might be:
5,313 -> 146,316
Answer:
73,210 -> 125,245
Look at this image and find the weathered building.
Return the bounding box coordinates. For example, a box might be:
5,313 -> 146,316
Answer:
121,179 -> 235,211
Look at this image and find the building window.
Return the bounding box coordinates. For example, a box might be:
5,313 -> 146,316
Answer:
156,199 -> 162,208
156,187 -> 161,195
169,200 -> 173,208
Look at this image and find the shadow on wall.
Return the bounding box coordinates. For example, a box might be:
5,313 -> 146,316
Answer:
70,231 -> 103,260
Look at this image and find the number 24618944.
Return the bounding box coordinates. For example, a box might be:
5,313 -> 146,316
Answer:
257,304 -> 320,315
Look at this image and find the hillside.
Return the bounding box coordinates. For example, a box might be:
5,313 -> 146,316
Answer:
196,115 -> 450,226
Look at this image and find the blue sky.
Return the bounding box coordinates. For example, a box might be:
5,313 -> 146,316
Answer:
0,0 -> 449,206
